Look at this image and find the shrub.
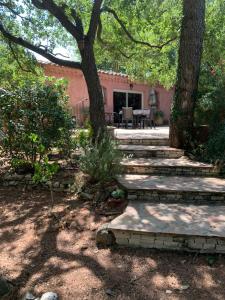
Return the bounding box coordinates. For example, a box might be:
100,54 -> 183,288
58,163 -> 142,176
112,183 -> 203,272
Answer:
77,128 -> 92,149
155,111 -> 164,118
0,80 -> 74,164
193,65 -> 225,163
79,133 -> 122,183
192,125 -> 225,163
205,125 -> 225,161
195,65 -> 225,128
33,156 -> 59,207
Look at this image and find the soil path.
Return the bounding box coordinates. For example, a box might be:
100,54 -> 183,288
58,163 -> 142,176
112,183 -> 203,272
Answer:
0,187 -> 225,300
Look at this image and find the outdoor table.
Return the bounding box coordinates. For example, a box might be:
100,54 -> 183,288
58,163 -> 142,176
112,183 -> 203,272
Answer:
119,109 -> 150,128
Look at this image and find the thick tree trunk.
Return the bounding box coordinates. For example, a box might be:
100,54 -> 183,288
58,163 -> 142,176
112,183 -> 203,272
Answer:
80,41 -> 106,139
169,0 -> 205,149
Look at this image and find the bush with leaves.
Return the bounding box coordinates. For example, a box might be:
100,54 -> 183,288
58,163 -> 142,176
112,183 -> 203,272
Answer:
0,79 -> 74,166
33,156 -> 59,207
79,133 -> 122,183
195,65 -> 225,128
193,65 -> 225,164
206,125 -> 225,161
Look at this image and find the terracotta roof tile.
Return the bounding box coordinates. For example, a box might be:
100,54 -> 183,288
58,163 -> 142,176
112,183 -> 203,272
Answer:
39,60 -> 128,78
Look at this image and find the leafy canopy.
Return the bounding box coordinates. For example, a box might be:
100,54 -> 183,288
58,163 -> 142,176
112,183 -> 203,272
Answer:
95,0 -> 225,87
0,0 -> 224,88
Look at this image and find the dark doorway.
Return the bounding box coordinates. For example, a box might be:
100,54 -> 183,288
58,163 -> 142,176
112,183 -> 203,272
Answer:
113,92 -> 126,123
128,93 -> 142,110
113,91 -> 142,124
113,92 -> 126,114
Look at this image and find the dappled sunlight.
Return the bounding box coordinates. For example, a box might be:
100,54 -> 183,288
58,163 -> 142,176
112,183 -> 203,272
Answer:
110,202 -> 225,237
151,273 -> 181,289
1,187 -> 225,299
115,127 -> 169,140
199,272 -> 219,289
119,174 -> 225,193
121,156 -> 213,168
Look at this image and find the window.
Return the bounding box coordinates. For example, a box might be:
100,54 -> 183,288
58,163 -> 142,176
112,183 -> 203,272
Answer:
113,91 -> 142,113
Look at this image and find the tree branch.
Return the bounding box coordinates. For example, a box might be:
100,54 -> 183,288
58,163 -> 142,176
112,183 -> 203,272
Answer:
101,7 -> 177,49
0,23 -> 82,69
31,0 -> 83,41
97,17 -> 135,59
70,8 -> 84,36
0,1 -> 32,22
88,0 -> 103,43
8,42 -> 35,73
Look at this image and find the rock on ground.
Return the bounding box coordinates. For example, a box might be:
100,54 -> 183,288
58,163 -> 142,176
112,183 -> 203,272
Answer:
40,292 -> 58,300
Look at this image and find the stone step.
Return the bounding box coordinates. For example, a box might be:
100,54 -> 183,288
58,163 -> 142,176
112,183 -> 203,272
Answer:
120,157 -> 219,177
117,174 -> 225,203
117,138 -> 169,146
104,201 -> 225,253
118,145 -> 184,158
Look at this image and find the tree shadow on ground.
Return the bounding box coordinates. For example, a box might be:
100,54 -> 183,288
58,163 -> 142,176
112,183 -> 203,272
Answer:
1,187 -> 225,300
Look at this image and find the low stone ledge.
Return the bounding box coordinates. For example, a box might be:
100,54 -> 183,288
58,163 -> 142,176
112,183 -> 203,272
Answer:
111,230 -> 225,253
123,165 -> 218,177
117,138 -> 169,146
0,172 -> 76,193
127,190 -> 225,203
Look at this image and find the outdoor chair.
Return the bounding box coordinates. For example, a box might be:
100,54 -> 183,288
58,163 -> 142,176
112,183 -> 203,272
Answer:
143,108 -> 156,129
122,107 -> 133,128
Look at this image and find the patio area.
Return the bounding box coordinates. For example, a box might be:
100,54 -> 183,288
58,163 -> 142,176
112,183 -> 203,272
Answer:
114,126 -> 169,140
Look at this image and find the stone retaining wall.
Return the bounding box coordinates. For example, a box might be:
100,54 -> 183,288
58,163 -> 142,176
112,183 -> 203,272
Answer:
0,173 -> 75,193
127,190 -> 225,203
117,138 -> 169,146
123,165 -> 218,177
112,230 -> 225,253
121,149 -> 183,159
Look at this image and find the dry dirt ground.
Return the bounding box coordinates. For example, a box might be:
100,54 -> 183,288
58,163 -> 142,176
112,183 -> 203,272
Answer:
1,187 -> 225,300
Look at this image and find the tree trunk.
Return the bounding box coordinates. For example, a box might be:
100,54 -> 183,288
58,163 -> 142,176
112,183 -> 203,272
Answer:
80,40 -> 106,139
169,0 -> 205,149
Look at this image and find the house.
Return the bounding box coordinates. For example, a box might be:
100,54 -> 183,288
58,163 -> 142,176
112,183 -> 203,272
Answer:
41,62 -> 173,125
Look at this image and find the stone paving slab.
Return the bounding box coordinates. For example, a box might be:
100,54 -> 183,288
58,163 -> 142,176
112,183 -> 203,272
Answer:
117,138 -> 169,146
118,145 -> 184,158
115,127 -> 169,139
120,157 -> 213,168
117,174 -> 225,193
118,145 -> 183,151
109,201 -> 225,238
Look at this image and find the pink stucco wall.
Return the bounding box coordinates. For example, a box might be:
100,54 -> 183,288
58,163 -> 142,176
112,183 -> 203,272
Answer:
41,63 -> 173,123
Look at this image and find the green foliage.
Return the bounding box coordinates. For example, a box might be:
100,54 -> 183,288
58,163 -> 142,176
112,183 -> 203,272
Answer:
95,0 -> 181,88
192,125 -> 225,163
155,111 -> 164,118
111,188 -> 125,199
203,0 -> 225,69
11,158 -> 34,174
95,0 -> 225,88
79,133 -> 122,183
33,155 -> 59,207
0,42 -> 43,89
206,255 -> 218,267
0,80 -> 74,163
33,157 -> 59,184
206,125 -> 225,161
0,0 -> 224,89
77,129 -> 92,148
196,65 -> 225,128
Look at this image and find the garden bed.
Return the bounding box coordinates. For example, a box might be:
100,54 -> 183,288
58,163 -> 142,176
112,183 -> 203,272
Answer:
0,157 -> 78,192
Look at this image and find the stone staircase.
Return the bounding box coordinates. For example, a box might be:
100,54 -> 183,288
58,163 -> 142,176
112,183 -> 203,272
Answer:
97,134 -> 225,253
